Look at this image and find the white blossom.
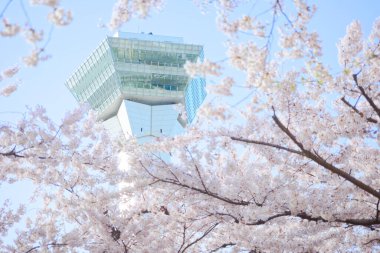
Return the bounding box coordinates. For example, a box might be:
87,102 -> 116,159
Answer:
1,66 -> 19,79
0,84 -> 18,96
109,0 -> 163,30
29,0 -> 60,7
0,19 -> 20,37
48,7 -> 73,26
207,77 -> 234,96
23,50 -> 40,67
337,20 -> 363,67
184,58 -> 221,77
24,28 -> 43,44
369,17 -> 380,42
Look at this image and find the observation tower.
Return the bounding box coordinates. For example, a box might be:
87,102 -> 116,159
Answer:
65,32 -> 206,141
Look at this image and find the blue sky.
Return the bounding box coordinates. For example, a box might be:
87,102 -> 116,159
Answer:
0,0 -> 379,122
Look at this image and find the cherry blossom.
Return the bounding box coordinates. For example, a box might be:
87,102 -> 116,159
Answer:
0,0 -> 379,252
1,66 -> 19,79
109,0 -> 164,30
24,28 -> 43,44
206,77 -> 234,96
184,59 -> 221,77
22,50 -> 40,67
0,83 -> 18,96
0,19 -> 20,37
29,0 -> 60,8
48,7 -> 72,26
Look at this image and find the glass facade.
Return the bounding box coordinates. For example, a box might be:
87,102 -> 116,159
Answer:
185,77 -> 206,123
66,33 -> 206,128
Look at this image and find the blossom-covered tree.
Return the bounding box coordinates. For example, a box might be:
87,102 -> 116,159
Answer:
1,0 -> 380,252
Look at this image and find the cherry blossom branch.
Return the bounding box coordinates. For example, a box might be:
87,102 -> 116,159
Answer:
270,108 -> 380,200
276,0 -> 292,27
20,0 -> 31,25
230,136 -> 303,155
209,242 -> 236,252
179,222 -> 219,253
24,243 -> 68,253
353,73 -> 380,119
364,238 -> 380,246
0,0 -> 13,19
151,152 -> 181,182
185,146 -> 208,192
214,209 -> 380,228
245,211 -> 293,225
230,110 -> 380,200
341,96 -> 378,123
140,162 -> 253,206
213,211 -> 240,224
178,224 -> 188,253
0,146 -> 24,157
244,211 -> 380,228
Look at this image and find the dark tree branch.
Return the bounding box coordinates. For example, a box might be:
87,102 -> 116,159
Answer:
214,212 -> 240,223
121,240 -> 129,253
180,222 -> 219,253
245,211 -> 292,225
0,146 -> 24,158
177,224 -> 187,253
353,73 -> 380,119
152,152 -> 180,182
209,242 -> 236,252
276,0 -> 293,28
231,136 -> 303,155
242,210 -> 380,228
140,162 -> 253,206
185,146 -> 208,192
364,238 -> 380,246
270,108 -> 380,200
231,110 -> 380,199
24,243 -> 68,253
341,96 -> 378,123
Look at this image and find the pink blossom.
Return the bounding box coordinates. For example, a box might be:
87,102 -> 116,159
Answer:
184,59 -> 221,77
1,66 -> 19,78
0,84 -> 18,96
48,8 -> 73,26
0,19 -> 20,37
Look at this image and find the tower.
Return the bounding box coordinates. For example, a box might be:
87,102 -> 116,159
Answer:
65,32 -> 206,141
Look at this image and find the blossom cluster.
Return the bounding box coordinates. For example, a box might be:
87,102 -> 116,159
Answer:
109,0 -> 164,30
0,19 -> 20,37
184,59 -> 221,77
1,0 -> 379,252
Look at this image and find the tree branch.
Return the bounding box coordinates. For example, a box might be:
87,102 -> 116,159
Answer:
24,243 -> 68,253
231,136 -> 303,155
180,222 -> 219,253
341,96 -> 378,123
185,146 -> 208,192
0,0 -> 13,19
209,242 -> 236,252
353,73 -> 380,119
0,146 -> 24,158
140,162 -> 253,206
271,109 -> 380,200
242,210 -> 380,228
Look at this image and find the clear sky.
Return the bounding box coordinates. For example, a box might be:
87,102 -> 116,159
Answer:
0,0 -> 379,122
